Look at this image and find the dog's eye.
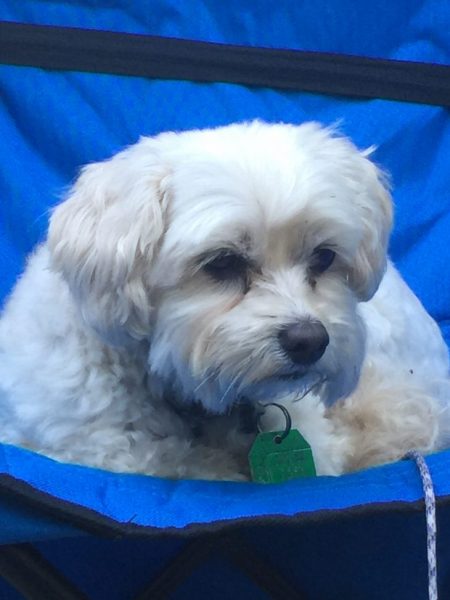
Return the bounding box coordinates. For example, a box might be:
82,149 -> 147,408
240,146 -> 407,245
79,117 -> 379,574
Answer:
310,248 -> 336,274
203,251 -> 248,282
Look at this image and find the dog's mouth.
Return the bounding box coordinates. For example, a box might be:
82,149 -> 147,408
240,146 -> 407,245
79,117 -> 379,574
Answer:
277,369 -> 308,382
242,368 -> 325,404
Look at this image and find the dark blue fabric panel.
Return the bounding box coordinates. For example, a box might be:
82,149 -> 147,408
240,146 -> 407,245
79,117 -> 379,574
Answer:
2,505 -> 450,599
37,537 -> 270,600
33,515 -> 450,600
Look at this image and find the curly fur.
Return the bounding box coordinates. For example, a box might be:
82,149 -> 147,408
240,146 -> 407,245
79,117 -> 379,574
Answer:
0,121 -> 449,480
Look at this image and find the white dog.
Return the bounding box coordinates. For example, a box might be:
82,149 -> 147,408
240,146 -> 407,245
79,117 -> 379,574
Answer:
0,121 -> 449,480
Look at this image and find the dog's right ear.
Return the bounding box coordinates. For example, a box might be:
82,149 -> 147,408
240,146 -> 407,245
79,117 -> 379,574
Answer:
48,137 -> 171,344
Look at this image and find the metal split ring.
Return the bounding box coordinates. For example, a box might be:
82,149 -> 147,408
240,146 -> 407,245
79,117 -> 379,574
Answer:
256,402 -> 292,444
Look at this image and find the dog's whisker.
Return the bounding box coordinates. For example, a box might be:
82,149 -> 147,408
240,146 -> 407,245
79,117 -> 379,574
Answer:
218,372 -> 243,406
292,373 -> 327,403
233,356 -> 258,392
192,371 -> 216,395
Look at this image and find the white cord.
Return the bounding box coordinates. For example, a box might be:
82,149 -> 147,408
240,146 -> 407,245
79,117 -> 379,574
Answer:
408,451 -> 438,600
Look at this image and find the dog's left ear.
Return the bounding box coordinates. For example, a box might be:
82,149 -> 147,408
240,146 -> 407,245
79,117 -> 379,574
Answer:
347,152 -> 393,301
48,137 -> 171,344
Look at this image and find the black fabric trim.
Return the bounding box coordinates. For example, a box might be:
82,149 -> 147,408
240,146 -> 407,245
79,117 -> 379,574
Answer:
1,21 -> 450,106
1,473 -> 450,540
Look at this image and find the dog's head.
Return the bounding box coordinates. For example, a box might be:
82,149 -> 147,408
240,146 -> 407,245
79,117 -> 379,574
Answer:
49,121 -> 392,412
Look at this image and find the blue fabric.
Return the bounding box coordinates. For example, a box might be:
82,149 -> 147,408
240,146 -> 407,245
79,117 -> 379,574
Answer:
0,442 -> 450,533
0,5 -> 450,598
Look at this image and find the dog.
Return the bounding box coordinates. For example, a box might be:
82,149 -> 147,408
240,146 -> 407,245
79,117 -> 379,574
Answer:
0,121 -> 449,480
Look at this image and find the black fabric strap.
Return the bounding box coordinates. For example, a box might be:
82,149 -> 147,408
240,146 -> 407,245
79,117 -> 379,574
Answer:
1,21 -> 450,106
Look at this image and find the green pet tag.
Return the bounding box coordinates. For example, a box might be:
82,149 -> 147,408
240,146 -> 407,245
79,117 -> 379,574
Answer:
249,429 -> 316,484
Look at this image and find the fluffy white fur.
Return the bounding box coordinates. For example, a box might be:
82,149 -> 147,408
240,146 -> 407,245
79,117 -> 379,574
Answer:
0,121 -> 449,480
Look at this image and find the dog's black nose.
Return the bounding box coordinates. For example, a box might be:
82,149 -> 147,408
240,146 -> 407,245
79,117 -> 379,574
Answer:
278,320 -> 329,366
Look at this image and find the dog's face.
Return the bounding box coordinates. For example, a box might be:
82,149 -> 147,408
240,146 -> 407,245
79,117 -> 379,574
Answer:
49,122 -> 392,413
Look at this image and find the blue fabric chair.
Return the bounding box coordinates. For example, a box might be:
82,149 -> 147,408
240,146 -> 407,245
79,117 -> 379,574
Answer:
1,2 -> 450,598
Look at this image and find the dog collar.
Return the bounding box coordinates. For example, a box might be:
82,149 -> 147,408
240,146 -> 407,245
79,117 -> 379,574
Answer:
163,391 -> 259,438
